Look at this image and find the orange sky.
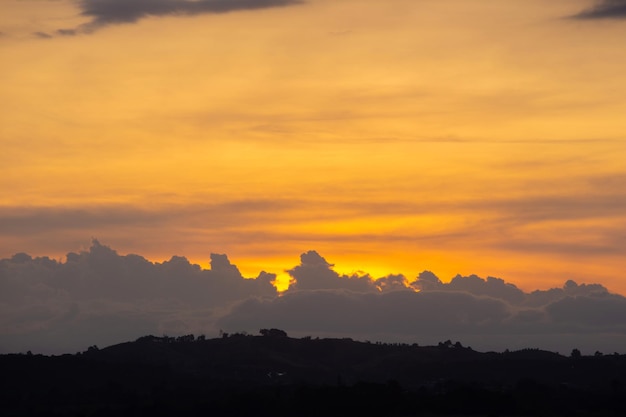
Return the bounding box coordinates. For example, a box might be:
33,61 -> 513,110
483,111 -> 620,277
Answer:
1,0 -> 625,293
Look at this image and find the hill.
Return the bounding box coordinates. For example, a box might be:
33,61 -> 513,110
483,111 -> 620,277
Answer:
2,332 -> 625,416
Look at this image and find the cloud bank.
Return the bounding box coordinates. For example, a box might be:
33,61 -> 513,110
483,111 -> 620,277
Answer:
0,240 -> 276,353
58,0 -> 304,34
221,251 -> 626,353
575,0 -> 626,19
2,242 -> 626,354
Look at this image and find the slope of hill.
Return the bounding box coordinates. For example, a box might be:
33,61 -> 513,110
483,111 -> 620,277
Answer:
2,332 -> 625,416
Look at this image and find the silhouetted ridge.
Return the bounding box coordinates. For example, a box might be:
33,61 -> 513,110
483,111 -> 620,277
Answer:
3,332 -> 625,416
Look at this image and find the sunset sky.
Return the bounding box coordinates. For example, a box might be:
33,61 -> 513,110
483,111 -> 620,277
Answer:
2,0 -> 626,295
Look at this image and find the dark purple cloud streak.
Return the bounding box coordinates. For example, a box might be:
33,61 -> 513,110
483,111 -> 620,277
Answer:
575,0 -> 626,19
59,0 -> 304,33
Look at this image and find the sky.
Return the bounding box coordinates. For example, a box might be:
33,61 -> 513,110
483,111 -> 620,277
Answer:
1,0 -> 626,352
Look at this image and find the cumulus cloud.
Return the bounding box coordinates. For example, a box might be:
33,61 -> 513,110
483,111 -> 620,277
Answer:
0,240 -> 276,353
287,251 -> 379,293
220,252 -> 626,353
2,243 -> 626,354
57,0 -> 304,33
285,250 -> 412,294
436,274 -> 526,304
575,0 -> 626,19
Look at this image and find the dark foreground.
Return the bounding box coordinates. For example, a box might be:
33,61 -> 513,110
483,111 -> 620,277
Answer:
2,333 -> 625,416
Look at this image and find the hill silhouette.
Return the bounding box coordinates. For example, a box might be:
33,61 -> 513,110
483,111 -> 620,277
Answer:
2,331 -> 625,416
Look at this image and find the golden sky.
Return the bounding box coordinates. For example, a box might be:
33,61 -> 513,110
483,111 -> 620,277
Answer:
1,0 -> 625,293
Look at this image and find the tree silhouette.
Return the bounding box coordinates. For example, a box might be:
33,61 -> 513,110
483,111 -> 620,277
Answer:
259,328 -> 288,338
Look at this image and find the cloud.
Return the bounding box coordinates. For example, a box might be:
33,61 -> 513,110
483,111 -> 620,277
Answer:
0,200 -> 299,236
412,273 -> 527,305
58,0 -> 304,33
546,291 -> 626,327
0,240 -> 276,353
2,244 -> 626,355
220,284 -> 626,353
3,181 -> 624,260
33,31 -> 53,38
285,250 -> 414,294
56,28 -> 77,36
287,250 -> 380,293
219,290 -> 511,336
574,0 -> 626,19
220,253 -> 626,353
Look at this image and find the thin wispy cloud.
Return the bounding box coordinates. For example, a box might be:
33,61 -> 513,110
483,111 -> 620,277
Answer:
1,182 -> 624,261
33,31 -> 53,39
2,185 -> 623,234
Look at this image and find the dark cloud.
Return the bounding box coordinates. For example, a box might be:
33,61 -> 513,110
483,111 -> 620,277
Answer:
413,273 -> 612,309
33,31 -> 53,38
59,0 -> 304,33
218,290 -> 508,336
285,250 -> 412,294
220,284 -> 626,353
575,0 -> 626,19
546,292 -> 626,327
413,273 -> 526,305
220,253 -> 626,353
56,28 -> 77,36
2,244 -> 625,354
0,240 -> 276,353
373,274 -> 409,292
287,251 -> 379,293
